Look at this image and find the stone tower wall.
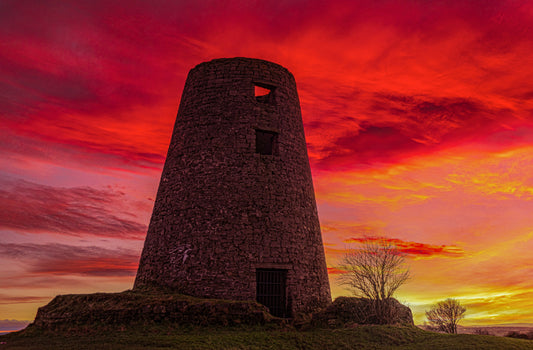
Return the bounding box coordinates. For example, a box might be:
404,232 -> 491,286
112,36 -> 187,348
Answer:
134,57 -> 331,315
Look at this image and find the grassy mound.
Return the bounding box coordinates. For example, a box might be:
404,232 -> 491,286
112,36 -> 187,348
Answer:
29,288 -> 274,331
312,297 -> 413,327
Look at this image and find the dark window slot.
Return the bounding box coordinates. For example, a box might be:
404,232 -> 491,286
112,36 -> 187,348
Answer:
255,129 -> 278,155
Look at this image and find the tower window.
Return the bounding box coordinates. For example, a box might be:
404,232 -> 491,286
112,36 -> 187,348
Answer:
256,129 -> 278,155
254,82 -> 275,103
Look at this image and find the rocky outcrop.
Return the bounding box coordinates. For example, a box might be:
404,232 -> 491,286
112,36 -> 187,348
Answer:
312,297 -> 413,327
30,289 -> 274,331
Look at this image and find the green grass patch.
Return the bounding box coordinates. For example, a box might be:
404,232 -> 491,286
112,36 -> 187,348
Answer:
2,324 -> 532,350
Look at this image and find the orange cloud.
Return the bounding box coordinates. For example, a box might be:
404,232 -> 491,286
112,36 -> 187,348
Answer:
327,267 -> 347,275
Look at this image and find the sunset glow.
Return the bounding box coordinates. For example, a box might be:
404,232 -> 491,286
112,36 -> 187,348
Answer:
2,0 -> 533,327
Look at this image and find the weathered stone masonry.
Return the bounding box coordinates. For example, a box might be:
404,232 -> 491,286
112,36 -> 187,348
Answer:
134,57 -> 331,316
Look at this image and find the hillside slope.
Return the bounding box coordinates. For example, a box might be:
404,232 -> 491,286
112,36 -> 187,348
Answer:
2,324 -> 533,349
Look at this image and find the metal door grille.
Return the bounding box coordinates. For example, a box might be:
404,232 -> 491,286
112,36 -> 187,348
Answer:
256,269 -> 287,318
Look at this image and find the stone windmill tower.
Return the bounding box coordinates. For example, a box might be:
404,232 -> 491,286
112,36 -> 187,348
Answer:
134,57 -> 331,317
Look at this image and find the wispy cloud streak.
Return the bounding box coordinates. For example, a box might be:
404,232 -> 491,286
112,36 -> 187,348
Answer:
344,236 -> 465,258
0,178 -> 147,238
0,243 -> 139,277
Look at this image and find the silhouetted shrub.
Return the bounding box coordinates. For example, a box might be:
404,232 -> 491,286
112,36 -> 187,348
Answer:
425,298 -> 466,334
505,331 -> 529,339
338,238 -> 410,324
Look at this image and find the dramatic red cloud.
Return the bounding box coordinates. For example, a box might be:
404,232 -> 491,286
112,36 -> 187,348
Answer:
2,0 -> 533,174
0,243 -> 139,277
0,178 -> 147,238
344,237 -> 465,258
311,92 -> 532,171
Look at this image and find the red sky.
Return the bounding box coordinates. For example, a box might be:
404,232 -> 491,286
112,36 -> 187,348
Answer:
2,0 -> 533,326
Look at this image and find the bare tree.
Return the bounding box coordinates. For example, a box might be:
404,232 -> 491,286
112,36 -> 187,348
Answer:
338,237 -> 410,323
425,298 -> 466,334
